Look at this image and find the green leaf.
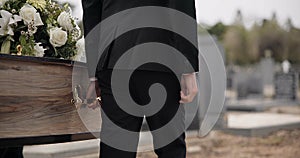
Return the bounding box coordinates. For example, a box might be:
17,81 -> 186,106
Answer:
19,35 -> 26,46
1,37 -> 11,54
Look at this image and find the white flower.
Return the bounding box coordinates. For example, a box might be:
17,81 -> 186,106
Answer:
0,0 -> 9,8
0,10 -> 22,36
33,42 -> 46,57
19,4 -> 43,26
70,24 -> 81,41
73,37 -> 86,62
49,27 -> 68,47
57,11 -> 74,31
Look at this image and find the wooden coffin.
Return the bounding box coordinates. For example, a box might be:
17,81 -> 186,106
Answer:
0,54 -> 100,146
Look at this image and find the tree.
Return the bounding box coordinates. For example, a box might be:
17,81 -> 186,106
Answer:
222,10 -> 252,65
257,15 -> 285,61
206,11 -> 300,65
208,22 -> 227,40
286,27 -> 300,64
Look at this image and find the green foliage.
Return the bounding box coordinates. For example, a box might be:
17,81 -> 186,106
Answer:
223,25 -> 252,65
56,40 -> 76,59
2,0 -> 26,12
0,37 -> 11,54
19,34 -> 35,56
286,28 -> 300,64
208,22 -> 227,40
208,12 -> 300,65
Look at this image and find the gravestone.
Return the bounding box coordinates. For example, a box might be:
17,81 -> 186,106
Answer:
282,60 -> 291,74
234,68 -> 263,99
274,72 -> 299,100
260,56 -> 275,98
227,67 -> 235,89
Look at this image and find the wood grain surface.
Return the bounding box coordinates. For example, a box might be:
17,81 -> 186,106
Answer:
0,55 -> 101,139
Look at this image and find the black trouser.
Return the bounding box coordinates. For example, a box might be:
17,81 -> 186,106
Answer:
97,69 -> 186,158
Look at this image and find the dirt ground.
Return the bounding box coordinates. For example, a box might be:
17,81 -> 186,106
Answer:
137,129 -> 300,158
137,105 -> 300,158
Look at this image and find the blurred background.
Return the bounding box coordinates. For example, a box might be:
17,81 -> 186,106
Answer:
22,0 -> 300,157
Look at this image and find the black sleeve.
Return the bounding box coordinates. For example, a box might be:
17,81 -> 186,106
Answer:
189,0 -> 199,73
184,0 -> 198,73
81,0 -> 102,78
175,0 -> 199,73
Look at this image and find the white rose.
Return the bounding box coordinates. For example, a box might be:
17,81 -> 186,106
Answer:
57,11 -> 74,31
33,43 -> 46,57
19,4 -> 43,26
0,10 -> 13,35
73,37 -> 86,62
0,0 -> 9,7
0,10 -> 22,36
49,27 -> 68,47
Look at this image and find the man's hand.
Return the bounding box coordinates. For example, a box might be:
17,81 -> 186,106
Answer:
86,79 -> 102,109
180,73 -> 198,104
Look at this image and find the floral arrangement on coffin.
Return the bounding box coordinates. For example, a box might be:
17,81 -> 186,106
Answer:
0,0 -> 85,61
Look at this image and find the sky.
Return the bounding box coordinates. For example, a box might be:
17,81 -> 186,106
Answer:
62,0 -> 300,28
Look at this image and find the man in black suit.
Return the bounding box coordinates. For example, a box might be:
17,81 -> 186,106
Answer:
82,0 -> 199,157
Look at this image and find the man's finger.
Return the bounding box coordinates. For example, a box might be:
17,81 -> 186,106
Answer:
87,100 -> 101,109
180,91 -> 189,103
180,91 -> 198,104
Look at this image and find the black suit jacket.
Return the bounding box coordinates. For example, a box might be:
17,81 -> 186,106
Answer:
82,0 -> 199,77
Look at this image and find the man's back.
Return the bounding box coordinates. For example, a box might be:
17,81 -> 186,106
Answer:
83,0 -> 198,75
100,0 -> 196,19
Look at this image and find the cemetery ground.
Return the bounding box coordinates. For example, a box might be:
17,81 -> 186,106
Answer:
138,128 -> 300,158
137,105 -> 300,158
